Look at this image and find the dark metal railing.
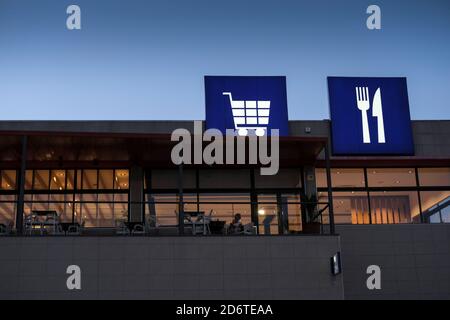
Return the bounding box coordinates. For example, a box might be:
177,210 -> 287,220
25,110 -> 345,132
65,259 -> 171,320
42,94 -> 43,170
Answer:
0,200 -> 333,236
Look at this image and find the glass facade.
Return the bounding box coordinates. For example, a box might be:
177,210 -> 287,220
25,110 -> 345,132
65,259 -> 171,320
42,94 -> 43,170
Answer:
1,165 -> 449,234
22,169 -> 129,228
144,168 -> 305,235
317,167 -> 450,225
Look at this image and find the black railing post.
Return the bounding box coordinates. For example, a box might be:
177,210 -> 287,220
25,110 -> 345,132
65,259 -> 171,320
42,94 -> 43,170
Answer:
178,164 -> 184,235
325,141 -> 335,235
16,135 -> 27,235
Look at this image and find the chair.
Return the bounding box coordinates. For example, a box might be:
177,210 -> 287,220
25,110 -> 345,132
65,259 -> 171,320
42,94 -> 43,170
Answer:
46,215 -> 64,235
229,222 -> 256,235
68,221 -> 84,236
196,210 -> 213,235
243,222 -> 256,235
24,214 -> 37,235
0,221 -> 13,236
189,210 -> 212,235
115,219 -> 129,235
131,224 -> 145,235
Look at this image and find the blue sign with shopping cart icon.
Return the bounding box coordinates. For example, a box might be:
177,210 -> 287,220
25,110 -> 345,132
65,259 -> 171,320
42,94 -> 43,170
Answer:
205,76 -> 289,136
328,77 -> 414,155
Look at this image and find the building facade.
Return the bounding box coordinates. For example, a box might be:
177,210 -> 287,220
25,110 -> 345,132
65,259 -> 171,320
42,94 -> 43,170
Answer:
0,120 -> 449,299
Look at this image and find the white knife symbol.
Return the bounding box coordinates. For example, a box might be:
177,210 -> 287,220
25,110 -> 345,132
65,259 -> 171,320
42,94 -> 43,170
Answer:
372,88 -> 386,144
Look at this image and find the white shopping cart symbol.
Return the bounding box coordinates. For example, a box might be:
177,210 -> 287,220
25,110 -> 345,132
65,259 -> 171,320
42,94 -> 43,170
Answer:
223,92 -> 271,136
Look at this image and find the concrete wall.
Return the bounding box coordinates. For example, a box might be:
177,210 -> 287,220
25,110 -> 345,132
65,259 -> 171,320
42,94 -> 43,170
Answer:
338,224 -> 450,300
0,236 -> 343,300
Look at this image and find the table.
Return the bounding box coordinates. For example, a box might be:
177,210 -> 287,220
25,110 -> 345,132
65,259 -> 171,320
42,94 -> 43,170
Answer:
184,211 -> 210,235
59,222 -> 81,235
124,222 -> 143,233
27,210 -> 59,235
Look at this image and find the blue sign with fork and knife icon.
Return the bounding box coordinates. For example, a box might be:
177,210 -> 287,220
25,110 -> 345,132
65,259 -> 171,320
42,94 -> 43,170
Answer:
328,77 -> 414,155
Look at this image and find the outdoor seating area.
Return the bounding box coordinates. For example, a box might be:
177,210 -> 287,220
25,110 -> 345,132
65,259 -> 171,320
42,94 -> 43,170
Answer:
0,196 -> 330,236
112,209 -> 258,236
23,210 -> 83,236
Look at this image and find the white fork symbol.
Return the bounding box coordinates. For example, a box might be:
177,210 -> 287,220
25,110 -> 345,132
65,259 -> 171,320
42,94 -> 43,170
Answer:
356,87 -> 371,144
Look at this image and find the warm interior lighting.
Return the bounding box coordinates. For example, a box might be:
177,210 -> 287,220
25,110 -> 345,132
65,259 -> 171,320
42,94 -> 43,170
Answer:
258,209 -> 266,216
53,176 -> 57,182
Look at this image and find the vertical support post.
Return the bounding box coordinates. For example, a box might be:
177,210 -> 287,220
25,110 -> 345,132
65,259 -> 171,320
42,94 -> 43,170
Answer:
16,135 -> 27,235
415,168 -> 424,223
129,166 -> 144,223
250,168 -> 259,234
324,142 -> 335,235
364,168 -> 372,225
72,171 -> 77,224
178,164 -> 184,235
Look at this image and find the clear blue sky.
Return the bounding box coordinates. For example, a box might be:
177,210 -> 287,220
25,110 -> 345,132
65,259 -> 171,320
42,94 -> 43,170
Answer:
0,0 -> 449,120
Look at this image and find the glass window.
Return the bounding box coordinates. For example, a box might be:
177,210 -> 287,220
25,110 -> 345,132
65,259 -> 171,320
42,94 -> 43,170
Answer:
114,194 -> 129,221
420,191 -> 450,224
82,170 -> 98,190
98,170 -> 114,189
369,191 -> 421,224
151,169 -> 196,189
66,170 -> 75,190
34,170 -> 50,190
257,194 -> 279,235
281,194 -> 302,233
145,194 -> 179,227
115,170 -> 129,190
49,194 -> 72,222
199,169 -> 250,189
367,168 -> 416,187
0,195 -> 16,226
315,168 -> 327,188
1,170 -> 16,190
418,168 -> 450,186
97,194 -> 115,227
199,193 -> 251,229
330,191 -> 370,225
316,168 -> 366,188
50,170 -> 66,190
255,169 -> 302,188
78,193 -> 98,227
74,193 -> 128,228
25,170 -> 33,190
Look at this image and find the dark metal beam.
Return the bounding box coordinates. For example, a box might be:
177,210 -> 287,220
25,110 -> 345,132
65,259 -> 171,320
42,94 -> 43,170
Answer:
324,142 -> 335,235
177,164 -> 184,235
15,135 -> 27,234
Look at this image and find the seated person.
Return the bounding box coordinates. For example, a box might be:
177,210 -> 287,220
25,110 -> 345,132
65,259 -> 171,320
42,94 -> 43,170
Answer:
229,213 -> 244,234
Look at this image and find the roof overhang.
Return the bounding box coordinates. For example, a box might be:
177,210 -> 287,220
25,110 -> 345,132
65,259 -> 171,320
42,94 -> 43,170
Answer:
0,131 -> 327,168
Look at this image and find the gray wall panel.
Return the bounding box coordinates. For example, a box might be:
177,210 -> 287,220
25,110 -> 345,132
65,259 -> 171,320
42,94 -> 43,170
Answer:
337,224 -> 450,300
0,236 -> 343,300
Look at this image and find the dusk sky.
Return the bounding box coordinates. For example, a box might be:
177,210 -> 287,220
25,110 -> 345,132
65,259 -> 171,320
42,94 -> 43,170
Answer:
0,0 -> 449,120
